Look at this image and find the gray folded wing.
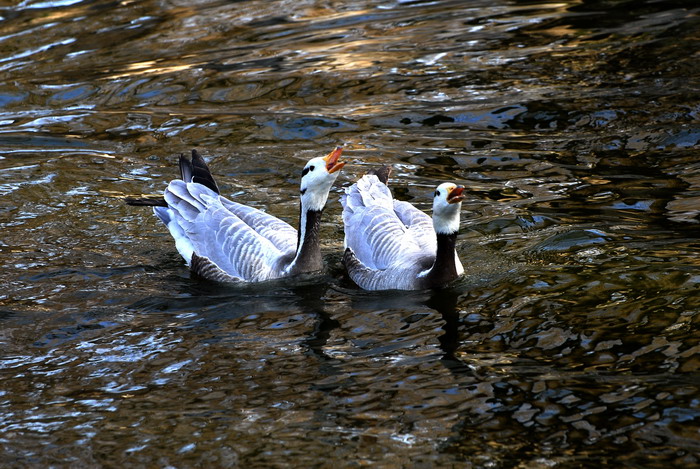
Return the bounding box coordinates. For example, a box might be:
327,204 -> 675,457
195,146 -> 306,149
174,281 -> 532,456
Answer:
158,180 -> 297,281
341,175 -> 436,281
219,197 -> 297,256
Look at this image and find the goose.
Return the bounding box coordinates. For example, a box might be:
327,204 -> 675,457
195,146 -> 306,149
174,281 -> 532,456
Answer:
126,147 -> 345,282
340,168 -> 465,290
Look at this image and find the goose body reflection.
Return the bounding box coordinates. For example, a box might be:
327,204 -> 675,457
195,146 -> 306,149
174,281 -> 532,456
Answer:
127,147 -> 345,282
341,168 -> 465,290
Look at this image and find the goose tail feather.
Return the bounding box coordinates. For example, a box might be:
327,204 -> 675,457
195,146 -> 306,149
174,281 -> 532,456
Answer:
179,150 -> 220,194
125,197 -> 167,207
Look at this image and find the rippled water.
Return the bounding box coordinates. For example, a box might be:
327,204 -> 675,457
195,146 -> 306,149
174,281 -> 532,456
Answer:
1,0 -> 699,466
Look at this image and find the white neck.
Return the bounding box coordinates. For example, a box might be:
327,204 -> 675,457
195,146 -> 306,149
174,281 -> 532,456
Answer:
301,189 -> 330,213
433,206 -> 461,235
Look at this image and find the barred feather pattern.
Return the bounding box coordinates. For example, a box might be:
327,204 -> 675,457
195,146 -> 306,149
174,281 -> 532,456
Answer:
158,180 -> 297,282
340,175 -> 439,290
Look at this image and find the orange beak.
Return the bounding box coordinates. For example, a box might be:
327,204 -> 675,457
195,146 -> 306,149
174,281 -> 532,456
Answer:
447,185 -> 465,204
323,146 -> 345,174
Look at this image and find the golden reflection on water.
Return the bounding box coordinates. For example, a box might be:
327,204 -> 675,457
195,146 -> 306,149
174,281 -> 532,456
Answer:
109,61 -> 194,79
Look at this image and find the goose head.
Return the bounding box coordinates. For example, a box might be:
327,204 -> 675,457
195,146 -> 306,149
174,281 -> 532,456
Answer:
299,146 -> 345,212
432,183 -> 465,235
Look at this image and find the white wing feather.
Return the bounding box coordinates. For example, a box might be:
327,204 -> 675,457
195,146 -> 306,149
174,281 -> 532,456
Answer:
392,200 -> 436,256
219,197 -> 297,255
160,180 -> 297,281
341,175 -> 435,271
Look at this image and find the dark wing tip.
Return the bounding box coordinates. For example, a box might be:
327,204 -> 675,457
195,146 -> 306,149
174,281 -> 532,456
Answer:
367,166 -> 392,185
190,149 -> 220,194
178,149 -> 220,194
124,197 -> 167,207
341,247 -> 357,267
179,153 -> 192,182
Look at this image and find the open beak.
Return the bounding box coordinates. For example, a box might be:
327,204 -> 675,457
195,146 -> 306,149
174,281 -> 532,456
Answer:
447,185 -> 465,204
323,146 -> 345,174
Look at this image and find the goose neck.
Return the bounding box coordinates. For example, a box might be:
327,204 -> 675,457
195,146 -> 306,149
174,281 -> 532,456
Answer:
425,231 -> 459,287
288,206 -> 323,274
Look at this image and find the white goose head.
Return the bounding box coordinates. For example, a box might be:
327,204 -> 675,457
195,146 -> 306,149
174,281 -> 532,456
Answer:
432,183 -> 465,235
299,146 -> 345,212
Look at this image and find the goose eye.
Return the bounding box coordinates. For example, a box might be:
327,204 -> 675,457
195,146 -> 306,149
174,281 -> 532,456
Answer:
309,165 -> 315,171
434,190 -> 440,197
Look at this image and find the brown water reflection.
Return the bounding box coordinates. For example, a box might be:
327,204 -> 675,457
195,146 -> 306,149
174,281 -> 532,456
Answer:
1,0 -> 700,467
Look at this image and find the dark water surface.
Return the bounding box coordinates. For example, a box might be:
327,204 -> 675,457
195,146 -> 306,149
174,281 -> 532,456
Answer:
1,0 -> 699,467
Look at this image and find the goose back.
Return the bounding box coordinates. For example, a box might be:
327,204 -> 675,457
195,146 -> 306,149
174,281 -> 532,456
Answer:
341,175 -> 439,290
155,180 -> 297,282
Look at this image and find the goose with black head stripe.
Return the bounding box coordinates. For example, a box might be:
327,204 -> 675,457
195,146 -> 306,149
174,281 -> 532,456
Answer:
126,147 -> 345,282
340,168 -> 465,290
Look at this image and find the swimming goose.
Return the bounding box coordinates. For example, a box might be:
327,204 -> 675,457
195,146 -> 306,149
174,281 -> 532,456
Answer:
127,147 -> 345,282
340,168 -> 465,290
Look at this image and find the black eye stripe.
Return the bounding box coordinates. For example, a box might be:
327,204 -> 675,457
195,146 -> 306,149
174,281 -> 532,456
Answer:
302,165 -> 317,177
434,190 -> 440,197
